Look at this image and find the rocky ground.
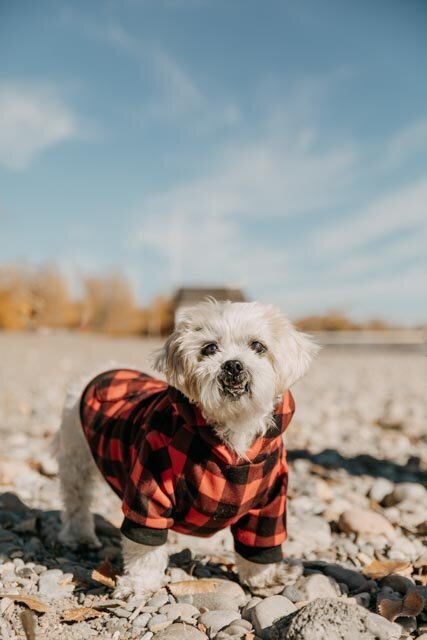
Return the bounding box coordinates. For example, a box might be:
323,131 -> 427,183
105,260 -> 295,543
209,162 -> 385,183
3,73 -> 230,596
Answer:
0,331 -> 426,640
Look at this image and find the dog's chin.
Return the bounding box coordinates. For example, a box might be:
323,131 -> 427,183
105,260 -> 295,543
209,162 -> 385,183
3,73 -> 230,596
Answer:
219,378 -> 251,401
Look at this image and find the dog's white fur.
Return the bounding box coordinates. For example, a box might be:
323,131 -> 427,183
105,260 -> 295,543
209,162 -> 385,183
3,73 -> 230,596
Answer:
55,300 -> 318,598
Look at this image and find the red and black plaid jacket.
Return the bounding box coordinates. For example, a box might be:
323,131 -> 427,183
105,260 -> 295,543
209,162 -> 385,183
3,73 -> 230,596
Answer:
80,369 -> 295,564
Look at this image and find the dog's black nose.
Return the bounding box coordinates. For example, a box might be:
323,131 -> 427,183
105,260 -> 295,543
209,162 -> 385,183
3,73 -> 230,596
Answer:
223,360 -> 244,376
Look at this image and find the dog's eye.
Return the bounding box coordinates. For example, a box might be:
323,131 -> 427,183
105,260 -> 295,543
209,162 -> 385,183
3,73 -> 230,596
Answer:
201,343 -> 219,357
250,340 -> 267,354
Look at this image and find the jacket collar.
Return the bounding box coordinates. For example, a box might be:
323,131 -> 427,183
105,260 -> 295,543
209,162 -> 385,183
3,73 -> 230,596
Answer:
167,384 -> 292,464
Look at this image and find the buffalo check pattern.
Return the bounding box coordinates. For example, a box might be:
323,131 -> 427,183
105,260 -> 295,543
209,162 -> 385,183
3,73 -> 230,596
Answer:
80,369 -> 295,563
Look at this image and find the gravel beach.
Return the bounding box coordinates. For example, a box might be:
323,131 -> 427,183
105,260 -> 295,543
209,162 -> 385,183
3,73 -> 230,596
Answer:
0,332 -> 426,639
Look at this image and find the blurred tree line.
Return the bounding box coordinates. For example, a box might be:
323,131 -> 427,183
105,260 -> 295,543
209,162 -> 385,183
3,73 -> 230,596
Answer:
0,264 -> 404,335
0,265 -> 173,335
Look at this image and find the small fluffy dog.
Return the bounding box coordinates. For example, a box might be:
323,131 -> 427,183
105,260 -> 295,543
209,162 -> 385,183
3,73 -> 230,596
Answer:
55,299 -> 318,597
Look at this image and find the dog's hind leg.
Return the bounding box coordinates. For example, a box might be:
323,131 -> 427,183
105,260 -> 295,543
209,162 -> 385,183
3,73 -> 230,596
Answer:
53,378 -> 101,548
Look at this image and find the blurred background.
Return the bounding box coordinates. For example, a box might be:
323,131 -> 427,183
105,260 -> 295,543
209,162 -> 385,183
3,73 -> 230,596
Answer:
0,0 -> 426,340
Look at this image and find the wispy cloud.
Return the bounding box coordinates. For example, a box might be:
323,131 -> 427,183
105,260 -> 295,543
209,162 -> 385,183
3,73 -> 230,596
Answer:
311,177 -> 427,256
71,17 -> 240,131
385,119 -> 427,168
0,83 -> 76,170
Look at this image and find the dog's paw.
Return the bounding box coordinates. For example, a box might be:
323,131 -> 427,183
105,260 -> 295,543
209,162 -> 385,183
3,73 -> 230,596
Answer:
238,558 -> 303,596
113,575 -> 154,601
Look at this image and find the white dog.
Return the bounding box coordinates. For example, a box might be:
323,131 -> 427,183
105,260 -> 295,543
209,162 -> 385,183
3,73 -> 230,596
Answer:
55,299 -> 318,598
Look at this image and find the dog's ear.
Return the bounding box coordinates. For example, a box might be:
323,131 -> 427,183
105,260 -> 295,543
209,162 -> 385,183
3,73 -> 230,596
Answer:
153,329 -> 185,389
153,310 -> 195,388
267,306 -> 320,392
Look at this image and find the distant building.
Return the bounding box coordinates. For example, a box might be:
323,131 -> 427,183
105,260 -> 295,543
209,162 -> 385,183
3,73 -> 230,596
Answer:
173,287 -> 246,325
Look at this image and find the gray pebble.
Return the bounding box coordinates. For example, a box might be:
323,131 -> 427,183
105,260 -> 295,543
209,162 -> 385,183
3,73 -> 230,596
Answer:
176,594 -> 194,604
147,594 -> 170,609
148,613 -> 173,633
281,585 -> 304,603
159,603 -> 200,621
132,612 -> 152,630
198,609 -> 241,636
241,597 -> 262,622
150,622 -> 208,639
112,606 -> 132,618
295,574 -> 340,601
252,596 -> 296,640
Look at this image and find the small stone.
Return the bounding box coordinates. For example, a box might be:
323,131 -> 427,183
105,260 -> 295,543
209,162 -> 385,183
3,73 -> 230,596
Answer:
169,568 -> 194,583
304,562 -> 368,591
170,548 -> 192,565
241,597 -> 262,622
159,603 -> 200,621
198,610 -> 241,636
151,622 -> 208,639
354,592 -> 371,608
382,482 -> 427,506
141,633 -> 154,640
285,516 -> 332,556
169,578 -> 246,611
132,612 -> 152,630
397,616 -> 417,635
38,569 -> 74,599
252,596 -> 297,640
295,574 -> 340,601
381,574 -> 414,594
112,607 -> 132,618
148,614 -> 172,632
147,594 -> 170,608
281,586 -> 304,603
176,594 -> 194,604
369,478 -> 394,503
225,619 -> 253,632
338,509 -> 396,539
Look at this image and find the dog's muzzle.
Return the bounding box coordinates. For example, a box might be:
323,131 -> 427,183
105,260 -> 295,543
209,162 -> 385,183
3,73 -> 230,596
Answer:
218,360 -> 250,399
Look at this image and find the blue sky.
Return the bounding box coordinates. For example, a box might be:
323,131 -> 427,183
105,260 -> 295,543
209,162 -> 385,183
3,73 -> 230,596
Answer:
0,0 -> 426,323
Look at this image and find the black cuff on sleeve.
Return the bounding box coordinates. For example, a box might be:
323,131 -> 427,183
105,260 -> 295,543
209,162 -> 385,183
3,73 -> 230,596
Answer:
234,540 -> 283,564
120,517 -> 168,546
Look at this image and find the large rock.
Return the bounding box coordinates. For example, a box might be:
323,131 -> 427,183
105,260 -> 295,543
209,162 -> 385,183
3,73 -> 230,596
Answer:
338,509 -> 395,539
270,598 -> 401,640
152,623 -> 208,639
252,595 -> 297,639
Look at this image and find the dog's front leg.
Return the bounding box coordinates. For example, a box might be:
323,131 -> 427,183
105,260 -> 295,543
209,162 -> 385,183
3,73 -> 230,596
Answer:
114,536 -> 168,600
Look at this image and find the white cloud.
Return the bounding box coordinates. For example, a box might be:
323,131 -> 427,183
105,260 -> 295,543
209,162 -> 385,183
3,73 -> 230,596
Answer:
385,119 -> 427,168
0,83 -> 76,170
311,177 -> 427,255
128,114 -> 427,320
133,134 -> 357,223
129,125 -> 357,295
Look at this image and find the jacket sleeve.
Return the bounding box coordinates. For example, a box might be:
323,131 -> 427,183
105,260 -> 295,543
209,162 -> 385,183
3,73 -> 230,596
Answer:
120,432 -> 174,546
231,464 -> 288,564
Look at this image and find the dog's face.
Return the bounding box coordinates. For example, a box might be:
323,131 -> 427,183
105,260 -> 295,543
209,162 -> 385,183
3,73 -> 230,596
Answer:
154,299 -> 318,425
